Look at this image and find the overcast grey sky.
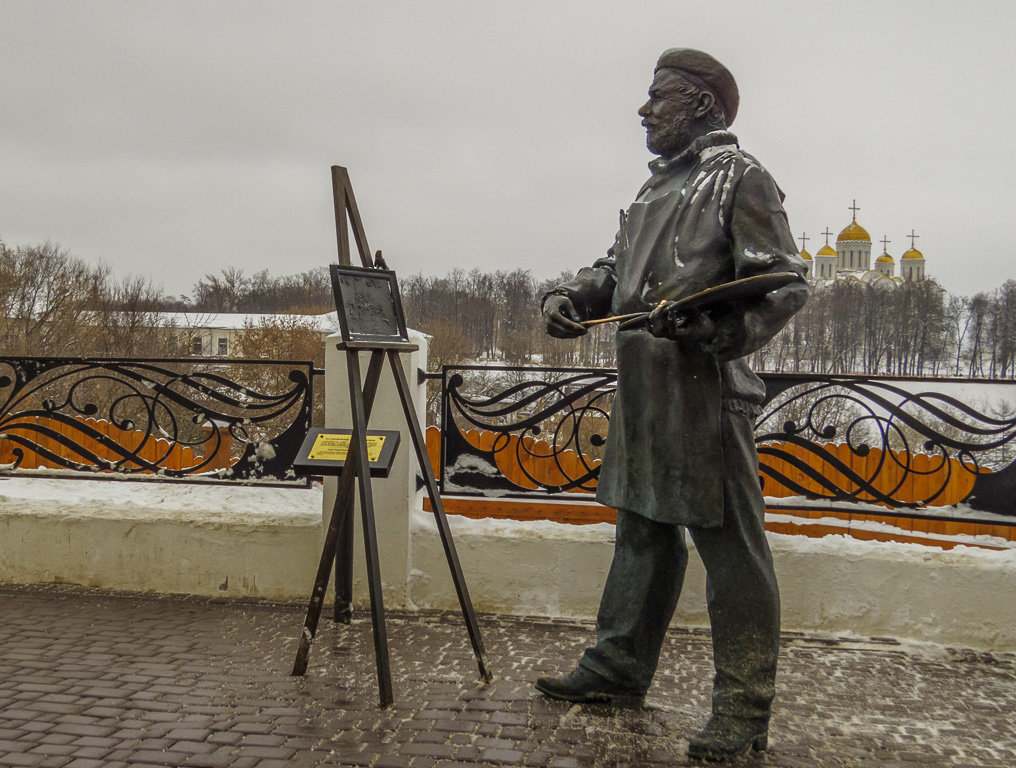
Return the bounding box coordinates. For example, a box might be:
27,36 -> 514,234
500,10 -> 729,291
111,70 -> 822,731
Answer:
2,0 -> 1013,299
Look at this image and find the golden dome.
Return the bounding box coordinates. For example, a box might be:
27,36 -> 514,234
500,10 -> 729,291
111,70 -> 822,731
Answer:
799,249 -> 812,261
816,244 -> 836,256
901,247 -> 924,260
876,253 -> 894,263
837,219 -> 871,242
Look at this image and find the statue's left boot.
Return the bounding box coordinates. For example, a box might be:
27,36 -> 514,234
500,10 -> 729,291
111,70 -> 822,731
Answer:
686,715 -> 768,762
534,666 -> 645,708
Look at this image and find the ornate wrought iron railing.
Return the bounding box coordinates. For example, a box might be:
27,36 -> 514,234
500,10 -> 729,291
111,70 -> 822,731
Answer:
0,357 -> 315,485
439,365 -> 1016,521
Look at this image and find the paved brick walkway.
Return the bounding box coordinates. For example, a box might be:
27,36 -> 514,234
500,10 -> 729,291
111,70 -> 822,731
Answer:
1,584 -> 1015,767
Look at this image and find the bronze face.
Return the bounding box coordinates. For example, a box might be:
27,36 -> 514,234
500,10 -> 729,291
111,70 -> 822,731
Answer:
637,68 -> 704,157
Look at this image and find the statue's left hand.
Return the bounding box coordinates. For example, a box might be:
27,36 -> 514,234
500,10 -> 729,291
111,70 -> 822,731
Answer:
647,305 -> 716,344
543,294 -> 588,338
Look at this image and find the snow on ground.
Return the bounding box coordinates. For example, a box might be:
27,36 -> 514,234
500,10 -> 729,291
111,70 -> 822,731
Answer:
897,377 -> 1016,407
767,511 -> 1016,550
411,506 -> 616,542
764,527 -> 1016,569
415,505 -> 1016,568
0,475 -> 323,526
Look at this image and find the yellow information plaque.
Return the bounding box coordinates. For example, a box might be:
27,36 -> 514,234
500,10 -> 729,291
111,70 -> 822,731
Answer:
308,433 -> 387,463
293,428 -> 399,477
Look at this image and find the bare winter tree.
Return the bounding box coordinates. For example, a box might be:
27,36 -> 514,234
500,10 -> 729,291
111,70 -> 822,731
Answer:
231,315 -> 327,425
965,292 -> 991,378
188,266 -> 333,314
988,281 -> 1016,378
89,275 -> 176,357
0,241 -> 104,355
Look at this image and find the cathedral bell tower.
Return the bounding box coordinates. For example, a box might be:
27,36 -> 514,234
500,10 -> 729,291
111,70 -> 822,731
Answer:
836,200 -> 872,271
875,236 -> 895,277
813,228 -> 838,280
901,230 -> 926,281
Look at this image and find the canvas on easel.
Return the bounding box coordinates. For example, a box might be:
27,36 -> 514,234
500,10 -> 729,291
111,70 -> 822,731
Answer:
330,264 -> 410,348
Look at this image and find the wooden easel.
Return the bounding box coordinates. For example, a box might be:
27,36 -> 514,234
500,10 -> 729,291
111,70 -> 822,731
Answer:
290,166 -> 490,707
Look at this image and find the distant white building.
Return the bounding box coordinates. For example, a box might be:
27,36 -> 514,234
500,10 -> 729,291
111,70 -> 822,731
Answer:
157,312 -> 341,357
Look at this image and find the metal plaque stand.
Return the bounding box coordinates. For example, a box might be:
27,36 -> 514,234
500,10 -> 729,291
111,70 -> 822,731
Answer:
290,167 -> 490,708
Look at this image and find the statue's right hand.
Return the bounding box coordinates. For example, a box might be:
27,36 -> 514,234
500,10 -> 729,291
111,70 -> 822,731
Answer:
543,294 -> 587,338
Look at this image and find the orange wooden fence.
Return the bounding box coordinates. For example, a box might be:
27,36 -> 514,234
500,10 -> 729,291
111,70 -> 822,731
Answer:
0,415 -> 233,474
758,442 -> 981,508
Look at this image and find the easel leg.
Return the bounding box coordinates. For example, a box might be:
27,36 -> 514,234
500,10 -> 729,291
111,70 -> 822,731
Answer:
291,350 -> 385,676
333,505 -> 354,623
387,351 -> 492,682
335,350 -> 385,622
348,351 -> 395,707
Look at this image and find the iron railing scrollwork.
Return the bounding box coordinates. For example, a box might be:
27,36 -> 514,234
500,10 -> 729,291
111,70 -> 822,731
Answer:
0,357 -> 314,485
440,365 -> 1016,520
441,367 -> 614,495
756,374 -> 1016,514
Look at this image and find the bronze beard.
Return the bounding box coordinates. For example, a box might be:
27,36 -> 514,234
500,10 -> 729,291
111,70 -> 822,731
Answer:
646,113 -> 697,157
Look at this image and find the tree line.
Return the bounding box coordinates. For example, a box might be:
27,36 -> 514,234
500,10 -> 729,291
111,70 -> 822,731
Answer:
168,265 -> 334,314
3,237 -> 1016,380
402,267 -> 1016,380
750,278 -> 1016,378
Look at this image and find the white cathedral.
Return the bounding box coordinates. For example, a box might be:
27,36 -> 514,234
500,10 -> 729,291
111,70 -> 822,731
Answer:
799,201 -> 927,286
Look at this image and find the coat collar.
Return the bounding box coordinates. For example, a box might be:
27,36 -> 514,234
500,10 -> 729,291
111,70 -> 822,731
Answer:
648,130 -> 739,177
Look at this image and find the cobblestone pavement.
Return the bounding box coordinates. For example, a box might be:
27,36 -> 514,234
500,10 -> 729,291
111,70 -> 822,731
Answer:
1,585 -> 1015,767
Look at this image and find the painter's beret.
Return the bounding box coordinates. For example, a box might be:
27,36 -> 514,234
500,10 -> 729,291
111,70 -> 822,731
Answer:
655,48 -> 739,126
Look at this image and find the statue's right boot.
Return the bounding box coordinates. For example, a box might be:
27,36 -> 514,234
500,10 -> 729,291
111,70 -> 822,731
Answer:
534,666 -> 645,708
686,715 -> 769,762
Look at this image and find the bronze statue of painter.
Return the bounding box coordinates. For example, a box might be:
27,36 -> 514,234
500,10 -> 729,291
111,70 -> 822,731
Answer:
538,48 -> 810,762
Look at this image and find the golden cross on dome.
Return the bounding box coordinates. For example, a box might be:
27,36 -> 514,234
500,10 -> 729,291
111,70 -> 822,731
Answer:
908,229 -> 920,248
798,232 -> 809,251
822,227 -> 834,246
849,200 -> 860,220
881,236 -> 890,252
